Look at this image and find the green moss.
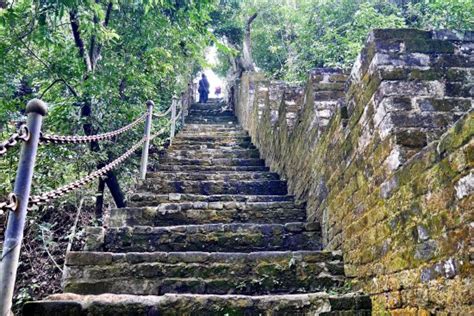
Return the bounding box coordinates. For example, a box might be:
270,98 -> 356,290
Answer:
438,113 -> 474,155
405,38 -> 455,54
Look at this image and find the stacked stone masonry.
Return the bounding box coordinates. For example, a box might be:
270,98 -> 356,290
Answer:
232,29 -> 473,314
24,99 -> 371,315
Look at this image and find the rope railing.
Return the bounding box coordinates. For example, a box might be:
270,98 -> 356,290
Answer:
0,89 -> 194,313
153,105 -> 173,118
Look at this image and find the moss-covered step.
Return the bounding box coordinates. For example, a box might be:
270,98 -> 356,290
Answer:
188,109 -> 235,116
185,116 -> 238,124
156,157 -> 266,167
152,164 -> 269,172
172,135 -> 252,143
183,124 -> 243,131
146,171 -> 279,181
62,251 -> 341,295
178,131 -> 249,137
189,104 -> 226,111
24,292 -> 371,316
128,193 -> 296,206
170,140 -> 254,149
137,179 -> 287,195
167,142 -> 257,151
160,148 -> 260,159
108,201 -> 306,226
85,222 -> 321,252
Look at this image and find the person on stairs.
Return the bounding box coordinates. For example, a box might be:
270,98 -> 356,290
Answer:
198,73 -> 210,103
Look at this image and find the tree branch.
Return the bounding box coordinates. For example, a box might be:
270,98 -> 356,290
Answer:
90,1 -> 113,71
242,13 -> 258,71
19,38 -> 80,99
69,10 -> 92,72
40,78 -> 79,99
246,13 -> 258,31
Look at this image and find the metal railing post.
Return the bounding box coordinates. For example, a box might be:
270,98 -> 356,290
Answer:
180,93 -> 186,126
170,96 -> 177,145
139,100 -> 154,180
0,99 -> 47,315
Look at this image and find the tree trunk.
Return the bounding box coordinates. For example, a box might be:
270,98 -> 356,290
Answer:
81,99 -> 126,208
95,177 -> 105,218
70,6 -> 125,209
241,13 -> 257,71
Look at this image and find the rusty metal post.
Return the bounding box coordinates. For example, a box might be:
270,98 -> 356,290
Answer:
0,99 -> 47,315
170,96 -> 177,145
139,100 -> 154,180
181,93 -> 186,127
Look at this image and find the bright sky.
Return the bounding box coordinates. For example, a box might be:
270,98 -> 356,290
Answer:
195,46 -> 225,98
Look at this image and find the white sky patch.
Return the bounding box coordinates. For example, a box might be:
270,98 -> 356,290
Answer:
194,46 -> 226,98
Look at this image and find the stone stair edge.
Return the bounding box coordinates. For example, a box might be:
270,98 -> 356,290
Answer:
87,221 -> 321,233
66,250 -> 343,266
23,292 -> 371,314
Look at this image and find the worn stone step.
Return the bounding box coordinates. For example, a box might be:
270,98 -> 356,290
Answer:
137,179 -> 287,195
178,131 -> 248,137
185,117 -> 238,124
157,157 -> 265,167
169,142 -> 257,150
24,292 -> 372,316
190,103 -> 225,110
146,171 -> 279,181
63,250 -> 340,296
128,193 -> 296,207
174,134 -> 252,142
85,223 -> 321,252
108,201 -> 305,226
188,109 -> 234,116
160,148 -> 261,159
152,164 -> 269,172
171,139 -> 254,149
183,124 -> 242,131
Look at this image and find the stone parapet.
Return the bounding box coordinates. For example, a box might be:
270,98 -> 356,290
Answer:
233,28 -> 473,314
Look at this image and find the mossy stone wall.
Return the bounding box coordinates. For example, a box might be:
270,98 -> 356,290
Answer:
233,29 -> 473,314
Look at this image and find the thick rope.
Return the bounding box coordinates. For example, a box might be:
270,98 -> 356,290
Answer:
153,106 -> 172,118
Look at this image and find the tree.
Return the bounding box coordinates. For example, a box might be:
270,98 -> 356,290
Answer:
0,0 -> 215,210
212,0 -> 473,82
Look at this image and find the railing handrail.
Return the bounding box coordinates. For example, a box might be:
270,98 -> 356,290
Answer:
40,112 -> 148,144
0,87 -> 193,314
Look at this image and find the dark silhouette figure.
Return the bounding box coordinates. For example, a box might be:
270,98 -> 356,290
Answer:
198,73 -> 210,103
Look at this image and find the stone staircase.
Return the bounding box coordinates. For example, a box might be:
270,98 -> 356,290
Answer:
24,99 -> 371,315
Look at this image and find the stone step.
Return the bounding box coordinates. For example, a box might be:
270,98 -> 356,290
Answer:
190,103 -> 226,111
128,193 -> 296,207
137,179 -> 287,195
183,124 -> 242,131
169,142 -> 256,150
173,136 -> 252,147
108,201 -> 306,226
178,130 -> 248,137
160,148 -> 261,159
157,157 -> 265,167
174,134 -> 251,142
63,251 -> 340,296
85,223 -> 321,252
187,110 -> 234,116
24,292 -> 372,315
152,164 -> 269,172
185,117 -> 238,124
146,171 -> 279,181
